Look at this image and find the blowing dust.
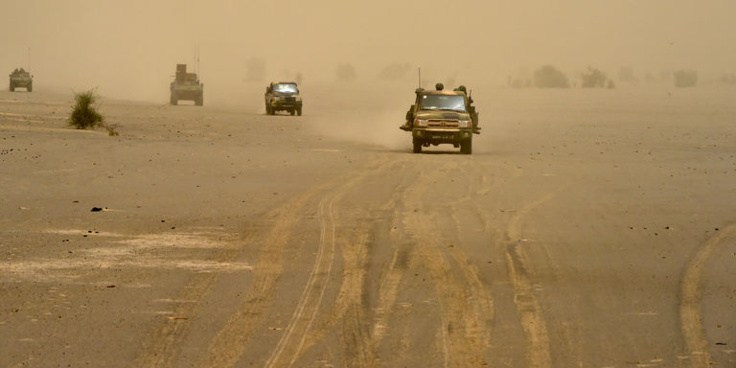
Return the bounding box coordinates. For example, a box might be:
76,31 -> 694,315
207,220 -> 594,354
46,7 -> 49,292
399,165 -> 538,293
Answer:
2,1 -> 736,103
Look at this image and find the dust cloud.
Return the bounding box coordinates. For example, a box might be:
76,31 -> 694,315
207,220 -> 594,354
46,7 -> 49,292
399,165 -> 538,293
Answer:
1,0 -> 736,103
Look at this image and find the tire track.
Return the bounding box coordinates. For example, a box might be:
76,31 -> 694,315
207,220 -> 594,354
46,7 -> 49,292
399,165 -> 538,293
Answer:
290,157 -> 494,366
398,161 -> 495,367
333,166 -> 413,354
268,157 -> 412,367
199,156 -> 394,368
504,189 -> 562,368
263,189 -> 341,367
136,191 -> 315,368
680,223 -> 736,368
313,167 -> 413,367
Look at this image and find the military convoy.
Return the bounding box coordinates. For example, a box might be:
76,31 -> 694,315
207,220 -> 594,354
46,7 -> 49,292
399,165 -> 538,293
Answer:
400,83 -> 479,154
264,82 -> 302,116
170,64 -> 203,106
9,68 -> 32,92
8,61 -> 482,156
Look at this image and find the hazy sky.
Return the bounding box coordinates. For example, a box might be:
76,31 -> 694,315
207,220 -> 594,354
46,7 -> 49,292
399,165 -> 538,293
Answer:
2,0 -> 735,100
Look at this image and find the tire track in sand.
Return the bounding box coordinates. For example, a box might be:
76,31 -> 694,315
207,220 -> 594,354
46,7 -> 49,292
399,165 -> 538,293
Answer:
680,223 -> 736,368
504,189 -> 564,368
136,192 -> 314,368
293,161 -> 414,367
200,156 -> 393,368
398,161 -> 495,367
263,184 -> 343,367
265,157 -> 411,367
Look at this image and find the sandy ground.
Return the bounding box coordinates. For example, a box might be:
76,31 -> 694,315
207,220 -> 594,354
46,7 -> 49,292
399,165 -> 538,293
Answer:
1,85 -> 735,368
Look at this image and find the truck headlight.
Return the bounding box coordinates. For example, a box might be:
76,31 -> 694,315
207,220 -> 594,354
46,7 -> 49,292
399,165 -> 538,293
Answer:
458,120 -> 470,128
416,119 -> 428,127
295,96 -> 302,102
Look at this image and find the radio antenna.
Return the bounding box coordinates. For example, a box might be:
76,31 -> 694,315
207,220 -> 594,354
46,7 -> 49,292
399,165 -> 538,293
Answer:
195,45 -> 200,74
418,67 -> 422,89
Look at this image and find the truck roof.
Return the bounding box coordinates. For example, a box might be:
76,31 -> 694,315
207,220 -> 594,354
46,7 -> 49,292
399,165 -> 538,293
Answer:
416,88 -> 464,97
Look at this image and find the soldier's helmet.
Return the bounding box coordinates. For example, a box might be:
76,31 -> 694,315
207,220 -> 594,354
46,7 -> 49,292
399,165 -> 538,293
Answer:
455,85 -> 467,94
435,83 -> 444,91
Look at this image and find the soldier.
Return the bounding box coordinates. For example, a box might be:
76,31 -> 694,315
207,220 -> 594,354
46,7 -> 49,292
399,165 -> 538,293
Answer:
400,87 -> 427,131
435,82 -> 444,91
454,85 -> 480,134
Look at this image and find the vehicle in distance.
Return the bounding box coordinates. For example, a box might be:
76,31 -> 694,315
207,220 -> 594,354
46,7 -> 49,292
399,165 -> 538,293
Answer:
401,87 -> 478,154
170,64 -> 203,106
9,68 -> 32,92
265,82 -> 302,116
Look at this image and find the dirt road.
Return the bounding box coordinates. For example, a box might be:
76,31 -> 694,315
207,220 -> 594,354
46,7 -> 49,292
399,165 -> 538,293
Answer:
1,86 -> 734,367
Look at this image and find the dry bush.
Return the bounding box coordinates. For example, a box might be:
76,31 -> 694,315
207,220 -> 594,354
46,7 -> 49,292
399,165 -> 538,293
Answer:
69,90 -> 104,129
68,90 -> 119,136
673,69 -> 698,88
336,63 -> 357,82
581,67 -> 608,88
533,65 -> 569,88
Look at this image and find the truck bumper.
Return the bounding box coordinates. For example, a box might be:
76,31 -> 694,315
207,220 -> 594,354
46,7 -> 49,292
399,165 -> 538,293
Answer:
412,128 -> 473,144
269,100 -> 302,110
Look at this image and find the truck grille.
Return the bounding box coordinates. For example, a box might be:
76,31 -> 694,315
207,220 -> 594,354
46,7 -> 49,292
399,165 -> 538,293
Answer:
427,120 -> 459,128
284,97 -> 296,103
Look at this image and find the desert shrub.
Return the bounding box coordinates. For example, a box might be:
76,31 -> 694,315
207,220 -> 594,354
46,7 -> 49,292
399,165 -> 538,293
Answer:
69,90 -> 104,129
533,65 -> 569,88
720,74 -> 736,86
581,67 -> 608,88
336,63 -> 357,82
673,69 -> 697,87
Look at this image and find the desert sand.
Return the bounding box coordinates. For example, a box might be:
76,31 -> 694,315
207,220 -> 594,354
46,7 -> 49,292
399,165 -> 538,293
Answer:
1,85 -> 735,367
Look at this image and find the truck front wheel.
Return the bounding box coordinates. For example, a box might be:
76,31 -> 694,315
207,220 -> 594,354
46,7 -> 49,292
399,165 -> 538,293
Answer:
460,139 -> 472,155
412,139 -> 422,153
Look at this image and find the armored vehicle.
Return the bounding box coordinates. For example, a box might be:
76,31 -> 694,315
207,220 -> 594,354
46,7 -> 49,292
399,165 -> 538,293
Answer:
170,64 -> 203,106
400,86 -> 479,154
265,82 -> 302,116
9,68 -> 32,92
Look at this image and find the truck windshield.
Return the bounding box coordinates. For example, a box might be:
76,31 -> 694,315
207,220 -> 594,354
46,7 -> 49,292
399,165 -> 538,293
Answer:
273,84 -> 298,93
420,95 -> 467,112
